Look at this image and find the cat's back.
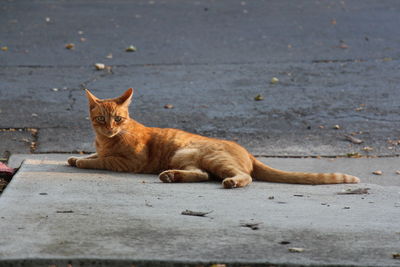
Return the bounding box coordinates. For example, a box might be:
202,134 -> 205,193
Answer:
148,126 -> 206,149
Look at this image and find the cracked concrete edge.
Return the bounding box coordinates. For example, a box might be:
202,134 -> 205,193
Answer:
7,153 -> 400,186
0,258 -> 349,267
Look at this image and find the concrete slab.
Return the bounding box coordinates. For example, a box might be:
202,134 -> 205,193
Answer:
1,154 -> 400,266
0,131 -> 33,158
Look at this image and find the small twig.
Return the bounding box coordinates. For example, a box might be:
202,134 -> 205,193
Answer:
181,209 -> 213,217
344,134 -> 364,144
240,222 -> 262,230
337,188 -> 370,195
56,210 -> 74,213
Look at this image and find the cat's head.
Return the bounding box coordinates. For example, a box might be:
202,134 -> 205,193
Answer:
85,88 -> 133,138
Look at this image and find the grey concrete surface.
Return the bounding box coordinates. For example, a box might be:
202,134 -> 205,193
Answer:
1,154 -> 400,266
2,1 -> 400,266
1,0 -> 400,158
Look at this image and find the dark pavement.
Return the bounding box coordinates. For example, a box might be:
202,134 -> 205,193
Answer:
1,0 -> 400,157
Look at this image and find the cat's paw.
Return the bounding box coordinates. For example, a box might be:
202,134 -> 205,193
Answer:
159,170 -> 181,183
222,178 -> 238,189
75,159 -> 86,168
67,157 -> 78,167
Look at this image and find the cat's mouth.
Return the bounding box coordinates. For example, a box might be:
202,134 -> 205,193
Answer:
102,129 -> 120,138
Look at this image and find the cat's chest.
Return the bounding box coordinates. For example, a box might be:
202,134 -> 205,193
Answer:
95,138 -> 143,157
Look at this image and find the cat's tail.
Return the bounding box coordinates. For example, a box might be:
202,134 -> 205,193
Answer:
251,157 -> 360,184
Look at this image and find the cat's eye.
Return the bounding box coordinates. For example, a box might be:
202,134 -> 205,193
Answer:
114,116 -> 122,122
96,116 -> 105,122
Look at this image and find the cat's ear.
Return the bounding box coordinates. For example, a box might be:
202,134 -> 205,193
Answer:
116,88 -> 133,107
85,89 -> 100,110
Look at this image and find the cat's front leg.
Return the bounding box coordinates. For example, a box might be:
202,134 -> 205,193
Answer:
67,153 -> 98,167
75,156 -> 140,173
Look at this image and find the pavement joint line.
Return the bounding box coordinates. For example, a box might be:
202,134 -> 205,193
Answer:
0,57 -> 397,69
9,151 -> 400,159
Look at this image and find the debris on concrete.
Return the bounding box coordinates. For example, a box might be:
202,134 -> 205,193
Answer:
288,247 -> 304,253
56,210 -> 74,213
337,188 -> 370,195
65,43 -> 75,49
270,77 -> 279,84
240,222 -> 262,230
126,45 -> 137,52
344,134 -> 364,144
254,94 -> 264,101
94,63 -> 106,70
0,162 -> 15,178
393,253 -> 400,259
181,209 -> 213,217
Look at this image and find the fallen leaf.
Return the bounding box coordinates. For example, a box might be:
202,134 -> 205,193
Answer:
254,94 -> 264,101
181,209 -> 213,217
126,45 -> 137,52
210,264 -> 226,267
288,247 -> 304,253
339,43 -> 349,49
270,77 -> 279,84
346,152 -> 362,158
240,222 -> 262,230
337,188 -> 370,195
331,19 -> 337,25
164,104 -> 174,109
65,43 -> 75,49
344,134 -> 363,144
1,46 -> 8,51
20,138 -> 30,143
372,170 -> 383,175
94,63 -> 105,70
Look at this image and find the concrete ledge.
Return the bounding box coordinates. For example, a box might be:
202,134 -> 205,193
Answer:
1,155 -> 399,266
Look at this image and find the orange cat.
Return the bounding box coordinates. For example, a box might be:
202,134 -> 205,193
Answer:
68,88 -> 360,188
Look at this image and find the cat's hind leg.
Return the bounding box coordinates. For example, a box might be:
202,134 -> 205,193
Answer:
222,172 -> 252,189
159,167 -> 209,183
